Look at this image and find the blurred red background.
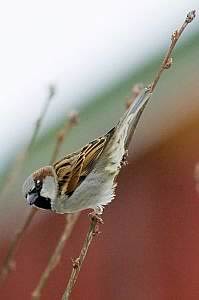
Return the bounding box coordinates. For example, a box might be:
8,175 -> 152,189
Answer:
1,116 -> 199,300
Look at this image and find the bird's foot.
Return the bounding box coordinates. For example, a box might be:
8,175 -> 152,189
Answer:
71,257 -> 80,269
88,211 -> 104,224
121,150 -> 128,167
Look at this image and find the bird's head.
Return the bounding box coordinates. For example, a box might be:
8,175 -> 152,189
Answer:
22,166 -> 58,211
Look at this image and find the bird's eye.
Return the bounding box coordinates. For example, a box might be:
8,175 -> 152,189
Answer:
35,180 -> 42,191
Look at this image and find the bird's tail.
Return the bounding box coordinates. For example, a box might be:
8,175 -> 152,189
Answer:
116,87 -> 151,149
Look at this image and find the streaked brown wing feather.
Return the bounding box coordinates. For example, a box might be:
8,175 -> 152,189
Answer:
53,151 -> 80,195
53,127 -> 116,197
66,152 -> 85,194
64,137 -> 106,195
81,137 -> 106,175
54,151 -> 80,172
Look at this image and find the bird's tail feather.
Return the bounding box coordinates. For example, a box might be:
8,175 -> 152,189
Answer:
116,88 -> 151,149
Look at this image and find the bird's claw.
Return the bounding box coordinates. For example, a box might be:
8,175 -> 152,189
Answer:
71,257 -> 80,269
88,211 -> 104,224
121,150 -> 128,167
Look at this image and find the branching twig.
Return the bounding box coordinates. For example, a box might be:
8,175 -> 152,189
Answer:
0,108 -> 79,284
32,213 -> 80,300
62,216 -> 100,300
0,85 -> 55,282
61,10 -> 196,299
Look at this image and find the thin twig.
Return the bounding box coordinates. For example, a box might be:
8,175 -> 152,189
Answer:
32,213 -> 80,300
0,208 -> 37,281
62,216 -> 100,300
27,84 -> 56,154
194,163 -> 199,195
149,10 -> 196,93
61,10 -> 196,299
50,111 -> 79,164
0,85 -> 55,282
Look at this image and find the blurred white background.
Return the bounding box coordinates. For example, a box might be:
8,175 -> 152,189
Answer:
0,0 -> 198,169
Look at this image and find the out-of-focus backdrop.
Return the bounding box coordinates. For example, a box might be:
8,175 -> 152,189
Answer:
0,1 -> 199,299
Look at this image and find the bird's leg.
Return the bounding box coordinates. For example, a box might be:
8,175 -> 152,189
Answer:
88,210 -> 103,236
88,207 -> 104,225
71,257 -> 80,269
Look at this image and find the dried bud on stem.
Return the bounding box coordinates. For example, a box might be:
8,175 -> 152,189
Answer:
186,10 -> 196,23
68,111 -> 79,126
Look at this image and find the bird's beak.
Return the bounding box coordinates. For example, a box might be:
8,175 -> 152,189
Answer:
27,193 -> 38,205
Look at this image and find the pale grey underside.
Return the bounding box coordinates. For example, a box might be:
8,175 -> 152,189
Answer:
51,90 -> 151,214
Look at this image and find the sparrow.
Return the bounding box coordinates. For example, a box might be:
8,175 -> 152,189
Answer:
23,88 -> 151,215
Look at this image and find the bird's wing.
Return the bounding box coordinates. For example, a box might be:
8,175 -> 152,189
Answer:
53,128 -> 115,197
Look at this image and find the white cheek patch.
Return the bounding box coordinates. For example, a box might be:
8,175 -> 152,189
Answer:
40,176 -> 57,200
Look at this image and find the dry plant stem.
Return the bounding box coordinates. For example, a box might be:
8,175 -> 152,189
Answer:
27,84 -> 56,153
32,213 -> 80,300
62,216 -> 99,300
194,163 -> 199,195
0,208 -> 37,282
50,122 -> 73,164
0,85 -> 55,283
149,10 -> 196,93
50,111 -> 79,164
61,10 -> 196,300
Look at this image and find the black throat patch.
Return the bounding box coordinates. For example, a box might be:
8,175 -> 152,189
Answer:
33,195 -> 51,210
